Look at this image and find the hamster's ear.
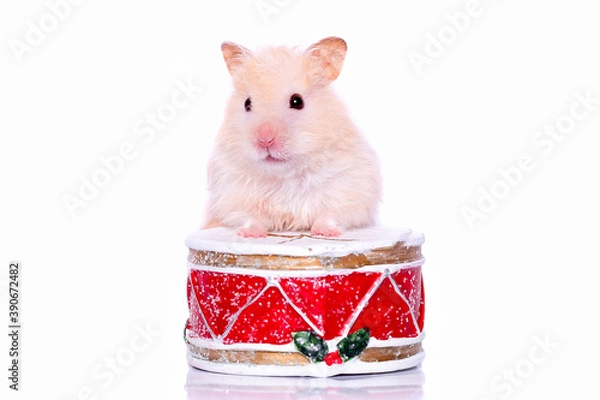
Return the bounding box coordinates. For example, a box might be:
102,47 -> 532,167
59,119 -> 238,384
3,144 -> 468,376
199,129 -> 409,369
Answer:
304,37 -> 347,86
221,41 -> 250,76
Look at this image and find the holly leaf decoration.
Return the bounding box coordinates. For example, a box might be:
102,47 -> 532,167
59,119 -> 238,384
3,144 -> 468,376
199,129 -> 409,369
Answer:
184,318 -> 190,344
337,328 -> 370,362
292,330 -> 329,363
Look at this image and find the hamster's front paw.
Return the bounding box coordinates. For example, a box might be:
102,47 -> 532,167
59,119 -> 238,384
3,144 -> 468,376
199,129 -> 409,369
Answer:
236,219 -> 267,238
311,218 -> 343,237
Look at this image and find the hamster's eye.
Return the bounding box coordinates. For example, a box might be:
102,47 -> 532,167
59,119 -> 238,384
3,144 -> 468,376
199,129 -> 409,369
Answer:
289,94 -> 304,110
244,97 -> 252,112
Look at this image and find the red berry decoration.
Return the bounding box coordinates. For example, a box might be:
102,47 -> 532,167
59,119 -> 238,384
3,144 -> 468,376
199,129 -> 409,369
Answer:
324,351 -> 343,366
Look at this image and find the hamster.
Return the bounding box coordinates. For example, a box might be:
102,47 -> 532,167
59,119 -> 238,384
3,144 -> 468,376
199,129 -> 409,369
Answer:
203,36 -> 382,238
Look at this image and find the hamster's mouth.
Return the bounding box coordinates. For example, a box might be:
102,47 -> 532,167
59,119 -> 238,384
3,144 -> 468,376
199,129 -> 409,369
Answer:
264,155 -> 286,163
261,149 -> 287,163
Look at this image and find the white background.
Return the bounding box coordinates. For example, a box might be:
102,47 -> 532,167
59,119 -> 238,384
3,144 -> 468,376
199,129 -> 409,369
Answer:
1,0 -> 599,399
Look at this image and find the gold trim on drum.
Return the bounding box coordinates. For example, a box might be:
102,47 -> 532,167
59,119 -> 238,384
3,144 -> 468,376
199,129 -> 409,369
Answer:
187,343 -> 310,366
186,342 -> 422,365
358,343 -> 422,362
188,242 -> 422,270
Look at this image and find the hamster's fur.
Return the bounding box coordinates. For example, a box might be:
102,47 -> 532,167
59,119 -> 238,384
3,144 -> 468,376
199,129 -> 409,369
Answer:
203,37 -> 382,238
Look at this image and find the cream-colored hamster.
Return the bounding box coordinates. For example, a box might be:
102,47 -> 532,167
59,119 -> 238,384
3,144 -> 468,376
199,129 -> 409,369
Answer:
203,37 -> 381,238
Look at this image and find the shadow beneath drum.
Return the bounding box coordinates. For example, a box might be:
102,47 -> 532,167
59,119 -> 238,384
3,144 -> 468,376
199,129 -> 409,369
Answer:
185,365 -> 424,400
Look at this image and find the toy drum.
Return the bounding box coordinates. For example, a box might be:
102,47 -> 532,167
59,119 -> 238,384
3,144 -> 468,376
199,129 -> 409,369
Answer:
184,227 -> 425,377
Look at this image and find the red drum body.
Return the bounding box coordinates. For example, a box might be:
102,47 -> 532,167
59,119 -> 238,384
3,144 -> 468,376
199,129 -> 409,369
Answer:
185,227 -> 425,377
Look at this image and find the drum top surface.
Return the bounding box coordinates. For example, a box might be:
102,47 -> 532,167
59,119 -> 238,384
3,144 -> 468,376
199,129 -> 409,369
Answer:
186,226 -> 424,257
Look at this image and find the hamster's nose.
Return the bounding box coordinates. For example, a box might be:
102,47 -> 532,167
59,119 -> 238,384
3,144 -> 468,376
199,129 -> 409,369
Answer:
256,123 -> 277,149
